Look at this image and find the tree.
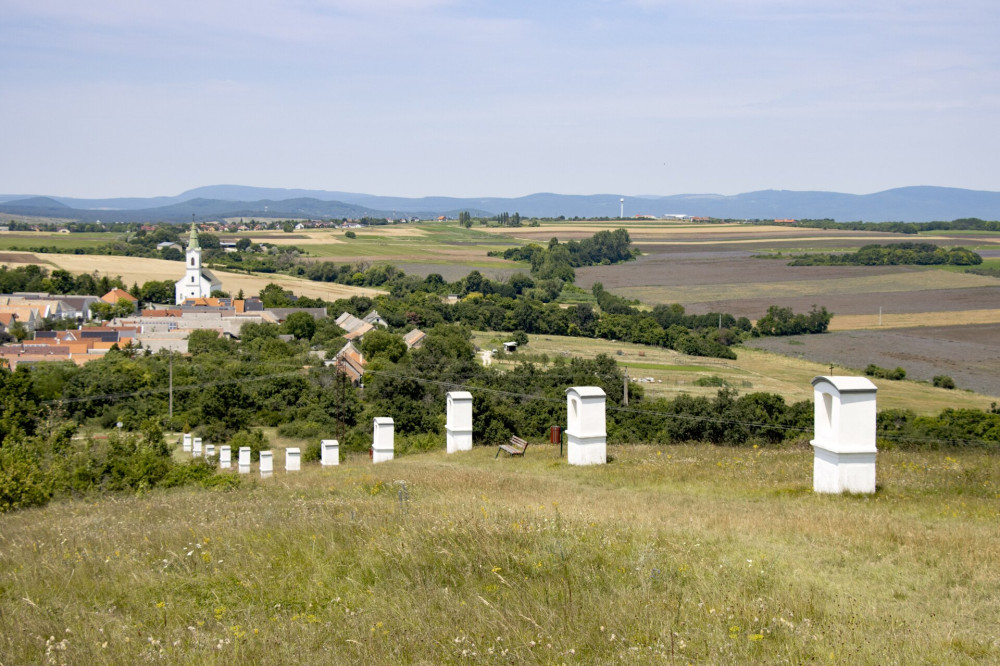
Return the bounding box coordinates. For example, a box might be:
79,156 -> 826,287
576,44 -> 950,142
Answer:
360,329 -> 407,363
140,280 -> 175,304
235,238 -> 251,252
282,312 -> 317,340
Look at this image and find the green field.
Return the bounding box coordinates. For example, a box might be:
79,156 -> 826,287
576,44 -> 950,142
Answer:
474,332 -> 996,412
1,444 -> 997,664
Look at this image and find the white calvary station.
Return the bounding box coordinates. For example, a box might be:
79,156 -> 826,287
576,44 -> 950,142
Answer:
182,433 -> 192,453
238,446 -> 251,474
372,417 -> 394,464
219,445 -> 231,469
192,437 -> 203,457
565,386 -> 607,465
286,448 -> 300,472
810,375 -> 878,494
446,391 -> 473,453
259,450 -> 273,479
321,439 -> 339,466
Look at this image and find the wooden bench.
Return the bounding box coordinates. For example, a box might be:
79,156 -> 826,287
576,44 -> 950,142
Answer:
496,435 -> 528,458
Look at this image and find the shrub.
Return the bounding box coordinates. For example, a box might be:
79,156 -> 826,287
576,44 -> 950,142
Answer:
345,230 -> 356,239
277,421 -> 324,439
932,375 -> 956,389
228,429 -> 268,462
0,444 -> 53,512
865,364 -> 906,380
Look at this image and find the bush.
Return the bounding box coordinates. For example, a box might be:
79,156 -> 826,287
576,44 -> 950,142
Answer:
0,444 -> 53,512
345,231 -> 356,239
277,421 -> 325,439
694,375 -> 728,387
865,364 -> 906,380
228,429 -> 268,462
932,375 -> 956,389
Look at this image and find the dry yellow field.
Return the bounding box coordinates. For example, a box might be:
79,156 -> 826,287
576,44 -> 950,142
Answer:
829,308 -> 1000,331
0,251 -> 382,299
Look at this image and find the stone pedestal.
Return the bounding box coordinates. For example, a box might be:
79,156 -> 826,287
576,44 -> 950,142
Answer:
259,451 -> 273,479
238,446 -> 251,474
810,376 -> 878,494
446,391 -> 474,453
321,439 -> 339,466
286,448 -> 300,472
565,386 -> 607,466
192,437 -> 203,457
205,444 -> 215,458
182,433 -> 192,453
372,417 -> 394,464
219,445 -> 231,469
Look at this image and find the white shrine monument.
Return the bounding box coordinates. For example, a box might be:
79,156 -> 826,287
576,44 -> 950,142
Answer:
219,445 -> 231,469
565,386 -> 607,465
286,448 -> 300,472
205,444 -> 215,458
182,433 -> 192,452
446,391 -> 473,453
321,439 -> 339,466
259,450 -> 273,479
238,446 -> 251,474
810,376 -> 878,494
372,417 -> 394,464
192,437 -> 203,457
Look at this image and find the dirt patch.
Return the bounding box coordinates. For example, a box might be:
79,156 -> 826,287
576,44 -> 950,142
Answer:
742,325 -> 1000,398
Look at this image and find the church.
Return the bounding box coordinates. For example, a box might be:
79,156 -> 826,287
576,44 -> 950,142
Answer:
175,223 -> 222,304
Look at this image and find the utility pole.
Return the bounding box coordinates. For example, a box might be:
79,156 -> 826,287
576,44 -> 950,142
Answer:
168,349 -> 173,419
623,367 -> 629,406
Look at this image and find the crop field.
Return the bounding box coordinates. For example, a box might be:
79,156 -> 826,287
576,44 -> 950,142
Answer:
0,251 -> 382,300
251,223 -> 521,277
473,332 -> 996,411
1,444 -> 998,664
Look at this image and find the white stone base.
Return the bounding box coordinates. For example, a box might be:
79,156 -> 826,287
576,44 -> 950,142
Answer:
192,438 -> 203,457
372,447 -> 393,464
219,446 -> 231,469
321,440 -> 339,466
286,448 -> 300,472
260,451 -> 273,479
567,432 -> 606,466
446,427 -> 472,454
205,444 -> 215,458
812,444 -> 876,494
182,434 -> 192,453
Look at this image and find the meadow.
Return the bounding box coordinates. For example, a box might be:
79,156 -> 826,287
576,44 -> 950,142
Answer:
1,443 -> 997,664
474,331 -> 997,412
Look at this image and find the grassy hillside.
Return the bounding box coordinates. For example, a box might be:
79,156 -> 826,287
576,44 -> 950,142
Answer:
1,444 -> 997,664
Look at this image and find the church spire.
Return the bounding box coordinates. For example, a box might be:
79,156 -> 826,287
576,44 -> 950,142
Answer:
188,220 -> 200,251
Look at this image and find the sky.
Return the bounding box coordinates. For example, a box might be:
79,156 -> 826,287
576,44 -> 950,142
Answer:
1,0 -> 998,199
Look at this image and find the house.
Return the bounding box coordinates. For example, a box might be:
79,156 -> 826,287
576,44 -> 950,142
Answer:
326,341 -> 366,386
363,310 -> 388,328
175,223 -> 222,304
335,312 -> 368,334
101,288 -> 138,305
503,341 -> 518,353
403,329 -> 426,350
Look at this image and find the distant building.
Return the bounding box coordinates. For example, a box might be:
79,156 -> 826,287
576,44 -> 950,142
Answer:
175,223 -> 222,304
403,329 -> 426,350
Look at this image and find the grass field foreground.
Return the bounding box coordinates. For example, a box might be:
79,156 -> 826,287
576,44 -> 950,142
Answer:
0,444 -> 997,664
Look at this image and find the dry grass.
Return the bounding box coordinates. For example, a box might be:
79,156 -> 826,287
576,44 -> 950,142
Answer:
829,309 -> 1000,331
1,444 -> 997,664
0,251 -> 382,300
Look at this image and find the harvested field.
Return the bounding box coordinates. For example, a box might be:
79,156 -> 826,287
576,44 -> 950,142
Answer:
743,324 -> 1000,398
0,252 -> 382,300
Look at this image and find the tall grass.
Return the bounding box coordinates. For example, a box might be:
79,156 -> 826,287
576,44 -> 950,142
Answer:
1,444 -> 998,663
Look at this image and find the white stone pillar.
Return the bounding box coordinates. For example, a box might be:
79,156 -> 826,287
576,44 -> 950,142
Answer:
219,445 -> 231,469
182,433 -> 192,453
810,376 -> 878,494
565,386 -> 607,465
238,446 -> 251,474
321,439 -> 339,466
192,437 -> 203,457
446,391 -> 474,453
286,448 -> 300,472
205,444 -> 215,458
259,450 -> 273,479
372,417 -> 394,464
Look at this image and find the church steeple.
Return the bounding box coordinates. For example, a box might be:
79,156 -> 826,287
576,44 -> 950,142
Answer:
188,221 -> 200,251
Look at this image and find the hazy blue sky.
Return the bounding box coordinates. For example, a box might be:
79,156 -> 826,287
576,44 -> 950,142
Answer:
2,0 -> 997,198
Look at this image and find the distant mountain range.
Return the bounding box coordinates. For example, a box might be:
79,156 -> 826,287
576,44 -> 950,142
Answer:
1,185 -> 999,223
